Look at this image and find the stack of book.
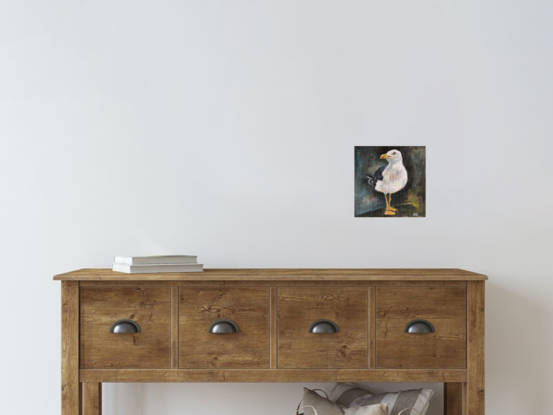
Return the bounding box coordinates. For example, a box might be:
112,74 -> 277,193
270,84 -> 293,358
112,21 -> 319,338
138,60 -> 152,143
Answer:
112,255 -> 203,273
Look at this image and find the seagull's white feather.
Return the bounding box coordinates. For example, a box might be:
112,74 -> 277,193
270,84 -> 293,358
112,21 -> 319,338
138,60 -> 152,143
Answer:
375,149 -> 408,194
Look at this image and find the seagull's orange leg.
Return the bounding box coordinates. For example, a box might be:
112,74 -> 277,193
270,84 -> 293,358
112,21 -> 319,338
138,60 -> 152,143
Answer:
388,194 -> 398,212
384,193 -> 396,216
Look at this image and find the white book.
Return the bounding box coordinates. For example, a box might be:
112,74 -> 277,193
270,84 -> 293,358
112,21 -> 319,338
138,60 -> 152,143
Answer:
114,255 -> 197,265
112,263 -> 204,274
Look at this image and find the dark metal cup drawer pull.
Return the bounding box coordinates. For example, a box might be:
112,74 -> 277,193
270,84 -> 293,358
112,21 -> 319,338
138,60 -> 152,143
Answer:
110,320 -> 141,334
404,319 -> 435,334
308,319 -> 339,334
208,320 -> 240,334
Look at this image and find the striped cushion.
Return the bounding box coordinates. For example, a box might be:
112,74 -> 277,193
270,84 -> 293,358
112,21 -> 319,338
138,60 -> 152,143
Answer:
303,388 -> 345,415
330,383 -> 372,407
330,383 -> 434,415
345,404 -> 388,415
302,388 -> 388,415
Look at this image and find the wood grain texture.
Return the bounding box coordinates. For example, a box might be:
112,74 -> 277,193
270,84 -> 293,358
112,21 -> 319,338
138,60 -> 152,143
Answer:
376,287 -> 467,369
462,383 -> 467,415
61,281 -> 81,415
270,287 -> 278,369
171,287 -> 179,369
179,288 -> 270,369
444,383 -> 463,415
79,280 -> 468,288
278,287 -> 368,369
467,281 -> 485,415
80,368 -> 467,383
368,287 -> 376,369
83,383 -> 101,415
80,287 -> 171,369
54,268 -> 488,281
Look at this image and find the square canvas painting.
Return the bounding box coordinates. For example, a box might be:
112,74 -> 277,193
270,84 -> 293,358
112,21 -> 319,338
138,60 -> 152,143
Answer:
355,146 -> 426,217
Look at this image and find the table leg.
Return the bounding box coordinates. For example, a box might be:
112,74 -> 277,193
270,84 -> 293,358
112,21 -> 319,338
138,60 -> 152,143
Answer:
467,281 -> 485,414
62,281 -> 81,415
444,383 -> 463,415
83,383 -> 102,415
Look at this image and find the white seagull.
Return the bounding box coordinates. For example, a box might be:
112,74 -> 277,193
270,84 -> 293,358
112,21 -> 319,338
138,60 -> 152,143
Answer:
366,149 -> 408,216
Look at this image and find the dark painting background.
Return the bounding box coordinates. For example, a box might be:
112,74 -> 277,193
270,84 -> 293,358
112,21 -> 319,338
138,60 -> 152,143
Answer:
355,146 -> 426,217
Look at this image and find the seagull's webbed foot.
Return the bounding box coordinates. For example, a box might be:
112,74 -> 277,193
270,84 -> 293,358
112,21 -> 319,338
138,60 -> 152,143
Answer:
388,207 -> 398,212
384,209 -> 396,216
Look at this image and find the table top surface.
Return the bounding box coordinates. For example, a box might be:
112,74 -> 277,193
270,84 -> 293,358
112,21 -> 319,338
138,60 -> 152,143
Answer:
53,268 -> 488,281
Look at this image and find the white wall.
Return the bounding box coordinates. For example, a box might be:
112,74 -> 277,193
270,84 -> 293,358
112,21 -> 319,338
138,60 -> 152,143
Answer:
1,1 -> 552,414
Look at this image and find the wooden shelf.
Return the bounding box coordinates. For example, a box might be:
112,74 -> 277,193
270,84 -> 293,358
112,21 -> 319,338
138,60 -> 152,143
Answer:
54,268 -> 488,281
80,368 -> 468,383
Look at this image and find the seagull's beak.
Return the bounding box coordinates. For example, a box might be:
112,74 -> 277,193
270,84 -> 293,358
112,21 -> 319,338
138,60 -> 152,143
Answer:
380,154 -> 391,159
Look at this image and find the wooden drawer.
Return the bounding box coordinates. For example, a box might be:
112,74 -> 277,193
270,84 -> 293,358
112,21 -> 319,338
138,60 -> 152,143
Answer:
80,287 -> 172,369
277,287 -> 368,369
376,287 -> 467,369
179,288 -> 270,368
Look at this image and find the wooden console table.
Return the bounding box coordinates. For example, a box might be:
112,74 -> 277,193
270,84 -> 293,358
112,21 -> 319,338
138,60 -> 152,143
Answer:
54,268 -> 486,415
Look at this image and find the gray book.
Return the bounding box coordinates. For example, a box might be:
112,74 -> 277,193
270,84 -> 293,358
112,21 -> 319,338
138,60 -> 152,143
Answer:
114,255 -> 197,265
